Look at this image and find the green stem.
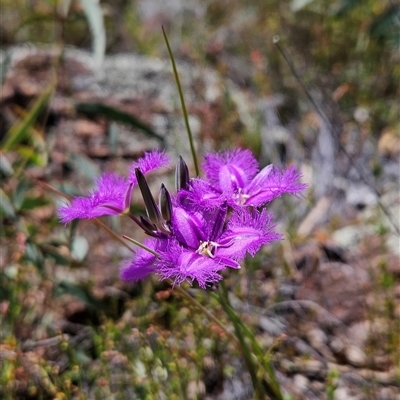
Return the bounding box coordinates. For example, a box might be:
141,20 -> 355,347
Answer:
162,26 -> 200,176
174,286 -> 238,346
214,282 -> 284,400
174,353 -> 189,400
93,219 -> 134,252
218,281 -> 267,400
224,305 -> 282,399
122,235 -> 159,256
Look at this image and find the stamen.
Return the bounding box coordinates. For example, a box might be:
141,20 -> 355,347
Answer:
196,240 -> 220,258
233,188 -> 250,205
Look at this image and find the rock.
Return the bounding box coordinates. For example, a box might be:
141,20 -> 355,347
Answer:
187,380 -> 205,400
293,374 -> 309,391
386,235 -> 400,257
394,284 -> 400,298
332,226 -> 364,249
378,127 -> 400,160
297,196 -> 332,237
347,321 -> 371,349
394,303 -> 400,319
306,328 -> 336,360
333,387 -> 351,400
307,328 -> 328,346
296,262 -> 371,325
298,359 -> 326,377
258,316 -> 285,336
74,119 -> 105,138
346,184 -> 378,209
353,107 -> 370,124
330,337 -> 345,355
344,345 -> 368,368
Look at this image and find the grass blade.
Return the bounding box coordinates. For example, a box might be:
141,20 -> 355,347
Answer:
78,0 -> 106,71
0,51 -> 11,86
162,26 -> 199,176
1,88 -> 53,151
75,102 -> 164,142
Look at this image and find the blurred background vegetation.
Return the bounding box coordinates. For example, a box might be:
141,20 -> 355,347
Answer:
2,0 -> 399,130
1,0 -> 399,399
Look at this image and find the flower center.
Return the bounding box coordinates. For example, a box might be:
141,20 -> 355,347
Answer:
232,188 -> 250,205
196,240 -> 219,258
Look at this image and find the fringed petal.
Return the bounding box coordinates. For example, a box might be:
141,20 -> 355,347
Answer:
217,209 -> 282,259
157,241 -> 225,288
58,173 -> 129,223
129,150 -> 170,184
245,165 -> 307,206
202,149 -> 259,192
120,238 -> 162,281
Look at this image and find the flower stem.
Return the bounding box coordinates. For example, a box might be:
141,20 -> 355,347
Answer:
174,286 -> 238,344
217,281 -> 267,400
213,282 -> 283,400
162,26 -> 200,176
122,235 -> 160,257
94,220 -> 134,252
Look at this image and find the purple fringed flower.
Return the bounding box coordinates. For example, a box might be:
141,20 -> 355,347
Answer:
59,146 -> 306,289
121,201 -> 281,288
58,173 -> 132,223
188,148 -> 306,208
157,206 -> 281,287
156,240 -> 226,288
58,150 -> 170,223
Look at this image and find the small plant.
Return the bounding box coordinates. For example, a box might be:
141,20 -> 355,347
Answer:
58,148 -> 306,399
56,30 -> 307,399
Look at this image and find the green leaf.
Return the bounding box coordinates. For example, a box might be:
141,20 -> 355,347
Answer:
68,219 -> 80,251
71,236 -> 89,262
67,153 -> 100,181
39,244 -> 71,266
0,154 -> 14,177
334,0 -> 362,16
75,102 -> 164,142
78,0 -> 106,71
17,145 -> 48,167
45,239 -> 68,247
56,182 -> 82,197
24,242 -> 44,272
107,122 -> 119,155
12,14 -> 56,37
75,350 -> 92,365
1,88 -> 53,151
13,180 -> 32,211
20,196 -> 50,211
369,5 -> 400,43
0,189 -> 16,219
291,0 -> 316,12
0,51 -> 11,87
53,280 -> 103,309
